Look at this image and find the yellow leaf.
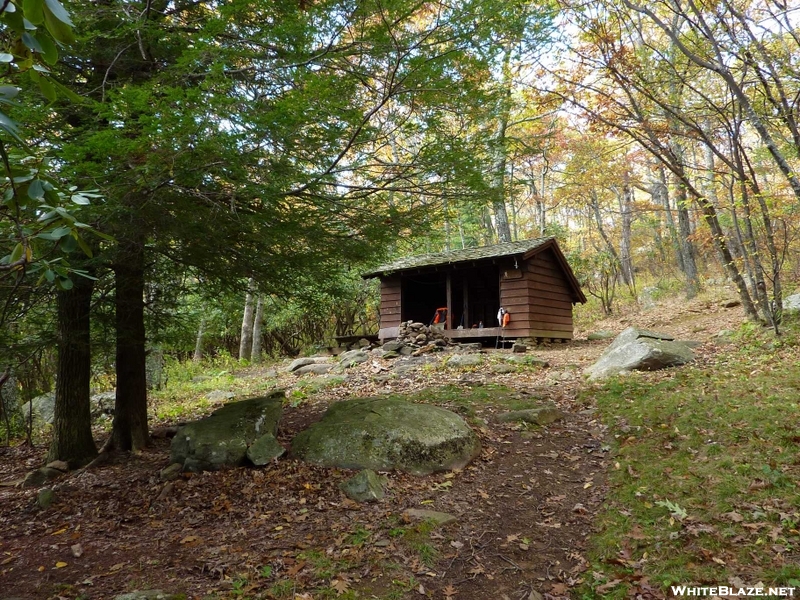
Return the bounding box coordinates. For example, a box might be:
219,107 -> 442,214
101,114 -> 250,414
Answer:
52,528 -> 67,535
55,561 -> 67,568
583,482 -> 592,489
38,566 -> 45,572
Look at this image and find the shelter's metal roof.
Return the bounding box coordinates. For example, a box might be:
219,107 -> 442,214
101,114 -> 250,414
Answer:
362,237 -> 554,277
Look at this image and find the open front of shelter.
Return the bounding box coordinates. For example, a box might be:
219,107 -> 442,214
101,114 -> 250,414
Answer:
363,237 -> 587,342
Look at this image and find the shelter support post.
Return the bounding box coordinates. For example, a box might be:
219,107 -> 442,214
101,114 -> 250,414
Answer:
446,273 -> 452,329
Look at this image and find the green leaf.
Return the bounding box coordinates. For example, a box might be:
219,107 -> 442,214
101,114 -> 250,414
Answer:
57,277 -> 73,290
71,193 -> 90,205
28,178 -> 45,199
42,3 -> 75,43
0,85 -> 20,99
10,242 -> 24,264
35,32 -> 58,65
4,2 -> 15,12
76,234 -> 93,257
0,110 -> 22,142
60,234 -> 76,252
0,53 -> 14,63
23,0 -> 44,25
44,268 -> 55,282
38,76 -> 56,102
51,79 -> 83,103
2,9 -> 26,34
44,0 -> 73,27
21,31 -> 43,53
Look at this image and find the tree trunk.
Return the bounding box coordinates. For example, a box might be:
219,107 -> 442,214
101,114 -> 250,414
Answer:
48,274 -> 97,466
109,235 -> 149,452
650,165 -> 677,271
192,316 -> 206,363
490,47 -> 513,244
618,177 -> 635,291
239,279 -> 256,361
251,296 -> 264,363
673,175 -> 699,298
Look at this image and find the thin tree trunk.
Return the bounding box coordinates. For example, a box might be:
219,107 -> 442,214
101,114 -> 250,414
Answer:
193,316 -> 206,363
251,296 -> 264,363
239,278 -> 256,361
673,173 -> 699,298
618,177 -> 635,290
490,46 -> 513,244
592,191 -> 622,266
109,234 -> 149,452
48,274 -> 97,466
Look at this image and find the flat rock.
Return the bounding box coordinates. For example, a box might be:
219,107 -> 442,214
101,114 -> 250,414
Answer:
294,363 -> 333,376
339,469 -> 386,502
22,467 -> 63,488
291,397 -> 481,475
45,460 -> 69,472
287,357 -> 325,372
446,354 -> 483,368
170,392 -> 284,472
587,330 -> 615,340
246,433 -> 286,465
502,354 -> 549,368
491,363 -> 517,374
403,508 -> 457,526
339,350 -> 370,367
496,404 -> 565,425
206,390 -> 235,402
584,327 -> 693,380
511,343 -> 528,353
382,341 -> 403,352
721,299 -> 742,308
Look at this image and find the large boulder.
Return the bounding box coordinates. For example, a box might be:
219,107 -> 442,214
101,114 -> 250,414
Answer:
291,397 -> 481,475
170,392 -> 284,472
785,293 -> 800,313
584,327 -> 694,380
20,392 -> 55,426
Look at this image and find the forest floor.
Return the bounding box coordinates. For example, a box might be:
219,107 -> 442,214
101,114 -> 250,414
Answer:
3,289 -> 799,600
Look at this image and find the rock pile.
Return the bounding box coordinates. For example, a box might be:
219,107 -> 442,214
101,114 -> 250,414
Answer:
382,321 -> 450,356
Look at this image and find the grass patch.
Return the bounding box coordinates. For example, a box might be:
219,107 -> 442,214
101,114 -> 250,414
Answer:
580,322 -> 800,597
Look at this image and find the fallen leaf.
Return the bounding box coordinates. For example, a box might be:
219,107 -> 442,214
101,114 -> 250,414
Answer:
450,540 -> 464,549
417,583 -> 425,595
595,579 -> 622,594
55,561 -> 68,568
443,584 -> 458,598
70,544 -> 83,558
550,582 -> 569,594
331,578 -> 349,595
179,535 -> 199,544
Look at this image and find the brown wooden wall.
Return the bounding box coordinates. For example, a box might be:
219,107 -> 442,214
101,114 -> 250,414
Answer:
380,277 -> 402,329
499,249 -> 575,339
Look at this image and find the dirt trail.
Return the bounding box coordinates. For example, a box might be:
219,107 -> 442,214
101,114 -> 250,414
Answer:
0,297 -> 744,599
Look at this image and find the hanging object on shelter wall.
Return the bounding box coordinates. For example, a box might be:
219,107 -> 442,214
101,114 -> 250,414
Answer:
497,307 -> 510,327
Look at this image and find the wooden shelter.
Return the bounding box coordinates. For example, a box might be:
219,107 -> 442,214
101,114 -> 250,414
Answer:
362,237 -> 586,342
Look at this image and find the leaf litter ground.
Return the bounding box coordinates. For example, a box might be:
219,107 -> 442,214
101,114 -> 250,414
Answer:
0,297 -> 747,599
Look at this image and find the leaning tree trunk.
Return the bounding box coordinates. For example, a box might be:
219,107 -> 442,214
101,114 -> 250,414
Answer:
109,234 -> 149,452
48,274 -> 98,466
